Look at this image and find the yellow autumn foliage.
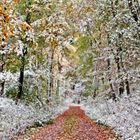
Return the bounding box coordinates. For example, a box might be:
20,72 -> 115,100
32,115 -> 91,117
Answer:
20,22 -> 30,32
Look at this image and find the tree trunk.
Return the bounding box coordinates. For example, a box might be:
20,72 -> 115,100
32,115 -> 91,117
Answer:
47,48 -> 55,97
120,52 -> 131,95
116,47 -> 125,96
56,55 -> 62,95
50,49 -> 55,95
0,81 -> 5,96
16,51 -> 26,104
47,53 -> 51,97
0,54 -> 5,96
16,0 -> 31,104
107,59 -> 116,100
106,32 -> 116,100
125,79 -> 130,95
119,81 -> 125,96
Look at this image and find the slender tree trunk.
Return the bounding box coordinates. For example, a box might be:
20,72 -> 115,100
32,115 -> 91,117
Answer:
16,0 -> 31,104
106,33 -> 116,100
120,51 -> 131,95
92,61 -> 99,98
0,82 -> 5,96
47,53 -> 51,97
50,48 -> 55,95
0,54 -> 5,96
47,48 -> 55,97
93,76 -> 99,98
56,78 -> 60,95
46,54 -> 49,96
56,55 -> 62,95
37,84 -> 46,109
107,59 -> 116,100
111,0 -> 126,96
16,54 -> 25,104
116,47 -> 125,96
125,78 -> 130,95
106,1 -> 118,99
119,81 -> 125,96
116,60 -> 124,96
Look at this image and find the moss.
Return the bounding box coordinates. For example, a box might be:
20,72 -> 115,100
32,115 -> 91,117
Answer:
64,116 -> 76,133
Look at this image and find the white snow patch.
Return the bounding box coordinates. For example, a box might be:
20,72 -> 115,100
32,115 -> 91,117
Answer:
81,91 -> 140,140
0,97 -> 68,140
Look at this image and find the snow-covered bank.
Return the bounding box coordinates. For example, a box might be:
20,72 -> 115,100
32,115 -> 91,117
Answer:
0,97 -> 68,140
1,89 -> 139,140
81,90 -> 140,140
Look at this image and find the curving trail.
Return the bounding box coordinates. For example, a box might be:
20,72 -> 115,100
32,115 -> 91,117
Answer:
30,106 -> 115,140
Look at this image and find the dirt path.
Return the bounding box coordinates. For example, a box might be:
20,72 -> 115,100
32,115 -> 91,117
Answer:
30,106 -> 115,140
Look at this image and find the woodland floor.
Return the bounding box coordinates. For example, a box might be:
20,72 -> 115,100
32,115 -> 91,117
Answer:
29,106 -> 116,140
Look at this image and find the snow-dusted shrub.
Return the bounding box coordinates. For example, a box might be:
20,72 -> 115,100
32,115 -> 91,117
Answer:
82,90 -> 140,140
0,97 -> 67,140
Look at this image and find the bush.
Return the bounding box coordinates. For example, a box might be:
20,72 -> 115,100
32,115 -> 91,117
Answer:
5,87 -> 17,99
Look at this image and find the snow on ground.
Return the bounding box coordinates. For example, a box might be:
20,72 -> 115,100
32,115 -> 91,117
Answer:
81,90 -> 140,140
0,97 -> 68,140
0,87 -> 140,140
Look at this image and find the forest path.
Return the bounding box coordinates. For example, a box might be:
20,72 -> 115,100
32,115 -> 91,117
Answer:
30,106 -> 115,140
